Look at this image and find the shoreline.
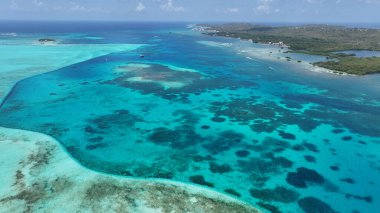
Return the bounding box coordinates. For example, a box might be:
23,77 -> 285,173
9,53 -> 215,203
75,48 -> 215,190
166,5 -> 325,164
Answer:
194,24 -> 380,76
197,39 -> 353,76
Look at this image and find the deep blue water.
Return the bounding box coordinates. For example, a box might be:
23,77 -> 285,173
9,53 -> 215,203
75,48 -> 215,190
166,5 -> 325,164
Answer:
1,22 -> 380,213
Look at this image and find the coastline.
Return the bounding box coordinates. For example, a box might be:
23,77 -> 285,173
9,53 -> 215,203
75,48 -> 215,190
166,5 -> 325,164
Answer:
194,24 -> 380,76
197,40 -> 352,76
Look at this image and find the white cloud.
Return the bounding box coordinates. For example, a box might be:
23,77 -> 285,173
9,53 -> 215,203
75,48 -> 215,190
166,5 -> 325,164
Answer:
70,3 -> 87,11
33,0 -> 43,7
360,0 -> 380,3
160,0 -> 184,12
304,0 -> 327,3
8,0 -> 108,13
254,0 -> 274,14
136,2 -> 145,12
227,8 -> 239,13
9,0 -> 20,10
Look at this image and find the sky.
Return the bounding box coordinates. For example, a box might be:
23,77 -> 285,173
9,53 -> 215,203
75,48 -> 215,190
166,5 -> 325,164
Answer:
1,0 -> 380,23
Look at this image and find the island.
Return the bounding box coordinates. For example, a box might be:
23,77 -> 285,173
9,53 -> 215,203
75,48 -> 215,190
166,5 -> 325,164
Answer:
38,38 -> 56,45
199,23 -> 380,75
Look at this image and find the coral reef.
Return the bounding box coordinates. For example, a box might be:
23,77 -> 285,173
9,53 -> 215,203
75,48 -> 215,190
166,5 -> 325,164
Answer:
0,127 -> 260,213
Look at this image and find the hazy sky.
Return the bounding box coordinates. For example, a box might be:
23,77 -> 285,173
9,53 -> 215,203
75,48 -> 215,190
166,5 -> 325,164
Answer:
1,0 -> 380,23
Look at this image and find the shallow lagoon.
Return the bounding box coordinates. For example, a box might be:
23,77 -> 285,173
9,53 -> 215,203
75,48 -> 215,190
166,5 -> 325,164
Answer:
0,31 -> 144,102
1,23 -> 380,213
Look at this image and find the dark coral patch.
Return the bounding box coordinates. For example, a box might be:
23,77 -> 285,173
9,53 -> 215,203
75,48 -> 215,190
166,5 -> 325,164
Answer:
148,127 -> 177,144
201,125 -> 210,129
120,170 -> 133,176
37,123 -> 69,138
286,167 -> 325,188
341,178 -> 356,184
250,122 -> 277,133
276,157 -> 293,168
264,154 -> 293,168
238,154 -> 293,178
249,186 -> 300,203
152,171 -> 174,179
330,166 -> 340,171
298,197 -> 337,213
282,100 -> 303,109
192,155 -> 215,162
88,136 -> 104,143
291,144 -> 306,151
209,99 -> 276,125
84,125 -> 103,134
257,202 -> 281,213
345,194 -> 372,203
218,130 -> 245,143
280,110 -> 321,132
303,142 -> 319,153
86,143 -> 107,150
87,110 -> 138,130
203,130 -> 244,154
148,126 -> 203,149
148,170 -> 173,179
332,129 -> 345,134
189,175 -> 214,188
224,189 -> 241,197
162,94 -> 177,100
235,150 -> 250,158
209,162 -> 232,174
237,154 -> 293,188
342,136 -> 353,141
251,137 -> 290,153
323,181 -> 340,193
304,155 -> 316,163
278,130 -> 296,140
211,117 -> 226,122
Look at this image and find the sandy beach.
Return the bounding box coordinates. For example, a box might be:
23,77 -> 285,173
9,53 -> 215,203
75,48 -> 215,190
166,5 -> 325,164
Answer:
197,40 -> 350,76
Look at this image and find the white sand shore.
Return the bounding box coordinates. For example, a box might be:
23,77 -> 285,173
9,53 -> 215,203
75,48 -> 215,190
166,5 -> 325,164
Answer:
197,40 -> 350,76
0,127 -> 259,213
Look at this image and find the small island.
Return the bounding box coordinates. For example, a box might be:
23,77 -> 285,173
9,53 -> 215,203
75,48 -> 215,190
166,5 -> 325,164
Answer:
38,38 -> 56,45
200,23 -> 380,75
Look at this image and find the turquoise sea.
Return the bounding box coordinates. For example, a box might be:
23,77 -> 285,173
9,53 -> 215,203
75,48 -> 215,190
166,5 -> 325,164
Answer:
1,21 -> 380,213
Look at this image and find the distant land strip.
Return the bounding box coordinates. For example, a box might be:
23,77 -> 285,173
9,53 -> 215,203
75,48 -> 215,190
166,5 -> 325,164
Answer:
199,23 -> 380,75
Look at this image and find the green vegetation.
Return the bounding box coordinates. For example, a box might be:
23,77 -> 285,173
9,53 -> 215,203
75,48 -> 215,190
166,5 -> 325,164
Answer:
204,23 -> 380,53
314,57 -> 380,75
202,23 -> 380,75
